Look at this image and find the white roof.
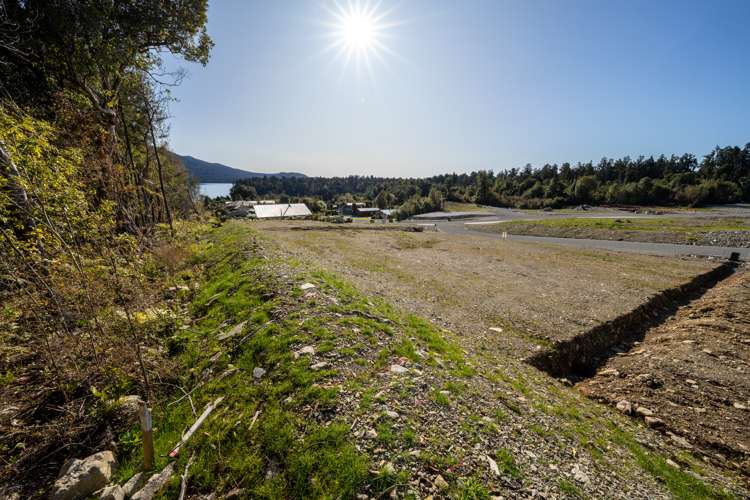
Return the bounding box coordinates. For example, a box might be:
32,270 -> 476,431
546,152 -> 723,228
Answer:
253,203 -> 311,219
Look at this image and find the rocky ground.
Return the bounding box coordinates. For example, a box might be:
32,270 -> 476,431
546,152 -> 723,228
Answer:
578,267 -> 750,481
4,221 -> 747,498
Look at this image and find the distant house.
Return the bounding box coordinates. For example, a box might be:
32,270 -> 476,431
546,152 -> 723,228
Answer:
253,203 -> 312,219
222,201 -> 310,219
354,207 -> 381,217
337,202 -> 367,216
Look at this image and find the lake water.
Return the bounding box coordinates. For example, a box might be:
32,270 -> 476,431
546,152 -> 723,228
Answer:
199,183 -> 233,198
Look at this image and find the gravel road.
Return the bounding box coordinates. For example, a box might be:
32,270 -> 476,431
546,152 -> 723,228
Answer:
433,220 -> 750,260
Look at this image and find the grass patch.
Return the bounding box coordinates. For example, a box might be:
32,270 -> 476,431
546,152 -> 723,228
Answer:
495,448 -> 523,480
609,427 -> 733,500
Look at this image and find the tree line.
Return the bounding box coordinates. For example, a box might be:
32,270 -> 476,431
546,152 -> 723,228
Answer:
231,145 -> 750,212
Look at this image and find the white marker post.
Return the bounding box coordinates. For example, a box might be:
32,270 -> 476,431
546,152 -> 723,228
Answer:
138,401 -> 154,470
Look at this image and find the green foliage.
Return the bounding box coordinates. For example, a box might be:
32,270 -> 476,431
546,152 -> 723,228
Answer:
495,448 -> 523,480
230,145 -> 750,210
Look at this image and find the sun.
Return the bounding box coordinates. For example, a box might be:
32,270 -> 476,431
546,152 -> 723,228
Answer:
323,1 -> 396,76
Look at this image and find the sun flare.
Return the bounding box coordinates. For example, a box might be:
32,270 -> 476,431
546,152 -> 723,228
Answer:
324,1 -> 396,76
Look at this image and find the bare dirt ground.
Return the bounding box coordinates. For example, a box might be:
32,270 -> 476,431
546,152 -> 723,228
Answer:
259,221 -> 715,359
578,268 -> 750,477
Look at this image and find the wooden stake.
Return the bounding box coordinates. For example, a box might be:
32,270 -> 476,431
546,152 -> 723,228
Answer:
138,401 -> 154,471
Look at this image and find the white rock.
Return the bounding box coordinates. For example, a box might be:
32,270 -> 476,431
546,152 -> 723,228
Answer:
121,472 -> 147,497
311,361 -> 329,370
635,406 -> 654,417
294,346 -> 315,359
218,321 -> 246,341
571,464 -> 590,484
384,410 -> 399,419
253,367 -> 266,379
390,364 -> 408,374
365,428 -> 378,439
50,451 -> 116,500
733,402 -> 748,411
486,455 -> 500,476
131,463 -> 175,500
99,484 -> 124,500
300,283 -> 316,291
616,400 -> 632,415
598,368 -> 619,377
489,327 -> 503,333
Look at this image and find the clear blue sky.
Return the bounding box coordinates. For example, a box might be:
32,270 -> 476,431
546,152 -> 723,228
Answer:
164,0 -> 750,177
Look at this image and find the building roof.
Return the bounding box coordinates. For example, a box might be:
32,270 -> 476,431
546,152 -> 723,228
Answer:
253,203 -> 312,219
356,207 -> 381,213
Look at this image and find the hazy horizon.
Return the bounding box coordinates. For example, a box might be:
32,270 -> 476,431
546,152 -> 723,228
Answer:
165,0 -> 750,177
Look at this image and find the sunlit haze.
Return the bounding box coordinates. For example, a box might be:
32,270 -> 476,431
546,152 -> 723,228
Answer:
164,0 -> 750,177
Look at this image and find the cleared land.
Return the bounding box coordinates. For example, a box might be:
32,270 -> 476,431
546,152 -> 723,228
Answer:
251,221 -> 748,497
476,217 -> 750,247
261,221 -> 715,354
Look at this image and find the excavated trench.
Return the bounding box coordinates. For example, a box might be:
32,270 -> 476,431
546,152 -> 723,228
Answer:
526,258 -> 740,381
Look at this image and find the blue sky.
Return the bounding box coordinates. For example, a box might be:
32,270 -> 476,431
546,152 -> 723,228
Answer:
164,0 -> 750,177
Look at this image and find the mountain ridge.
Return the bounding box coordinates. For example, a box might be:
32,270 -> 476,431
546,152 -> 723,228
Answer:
175,153 -> 306,183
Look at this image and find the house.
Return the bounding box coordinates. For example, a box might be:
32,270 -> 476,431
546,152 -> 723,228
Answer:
253,203 -> 312,219
354,207 -> 381,217
337,202 -> 366,216
222,201 -> 311,219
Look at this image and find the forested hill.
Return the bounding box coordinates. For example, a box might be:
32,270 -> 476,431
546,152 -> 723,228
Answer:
176,154 -> 306,182
231,144 -> 750,208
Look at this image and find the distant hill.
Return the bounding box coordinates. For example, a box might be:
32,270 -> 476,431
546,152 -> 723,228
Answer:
175,154 -> 306,183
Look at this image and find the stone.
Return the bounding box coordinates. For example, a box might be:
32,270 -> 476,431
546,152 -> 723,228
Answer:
293,345 -> 315,358
50,451 -> 116,500
365,428 -> 378,439
486,455 -> 500,476
99,484 -> 124,500
131,463 -> 175,500
300,283 -> 316,291
644,416 -> 664,428
217,321 -> 246,341
121,472 -> 147,497
616,400 -> 632,415
733,402 -> 748,411
635,406 -> 654,417
598,368 -> 619,377
434,475 -> 449,490
489,327 -> 503,333
311,361 -> 329,370
116,395 -> 143,421
390,364 -> 408,374
571,464 -> 590,484
384,410 -> 399,419
253,367 -> 266,379
667,432 -> 692,449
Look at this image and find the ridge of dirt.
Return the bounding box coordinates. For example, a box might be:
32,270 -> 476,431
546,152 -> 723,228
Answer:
578,268 -> 750,480
527,261 -> 739,379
